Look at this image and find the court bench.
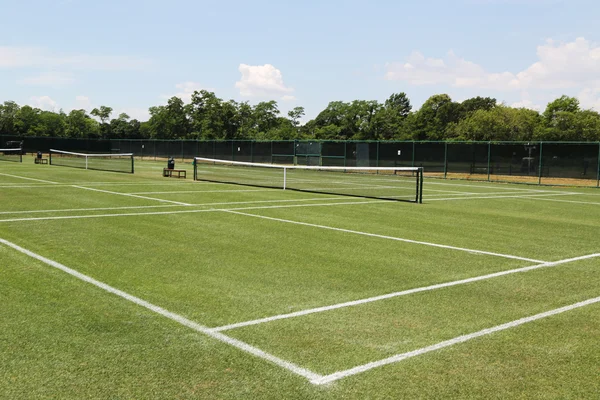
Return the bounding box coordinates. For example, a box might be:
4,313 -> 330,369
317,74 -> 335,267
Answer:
163,168 -> 186,178
35,158 -> 48,164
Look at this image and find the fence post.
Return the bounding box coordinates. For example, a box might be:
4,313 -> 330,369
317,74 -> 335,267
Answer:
270,141 -> 273,164
411,141 -> 415,167
443,141 -> 448,179
181,141 -> 184,162
596,142 -> 600,188
376,141 -> 379,168
538,141 -> 544,185
487,142 -> 491,182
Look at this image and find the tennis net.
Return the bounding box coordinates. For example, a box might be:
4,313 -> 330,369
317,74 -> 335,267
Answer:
0,148 -> 23,163
193,157 -> 424,203
49,149 -> 134,173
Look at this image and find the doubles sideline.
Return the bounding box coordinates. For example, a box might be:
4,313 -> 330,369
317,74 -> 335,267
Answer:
0,237 -> 321,383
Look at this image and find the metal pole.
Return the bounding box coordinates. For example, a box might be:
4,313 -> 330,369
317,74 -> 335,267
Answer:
596,142 -> 600,188
411,141 -> 415,167
283,167 -> 287,190
538,141 -> 544,185
487,142 -> 491,182
376,141 -> 379,168
444,141 -> 448,179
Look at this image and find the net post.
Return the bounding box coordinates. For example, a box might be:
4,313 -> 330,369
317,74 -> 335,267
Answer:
49,150 -> 52,165
420,168 -> 424,204
538,141 -> 543,185
85,155 -> 88,170
131,155 -> 134,174
415,168 -> 419,203
283,167 -> 287,190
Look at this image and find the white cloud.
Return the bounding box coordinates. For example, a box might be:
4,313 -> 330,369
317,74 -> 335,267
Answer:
578,88 -> 600,112
281,95 -> 296,102
165,81 -> 207,103
510,99 -> 542,111
17,71 -> 75,86
74,95 -> 92,110
30,96 -> 59,111
235,64 -> 294,99
385,37 -> 600,92
0,46 -> 151,70
118,107 -> 150,121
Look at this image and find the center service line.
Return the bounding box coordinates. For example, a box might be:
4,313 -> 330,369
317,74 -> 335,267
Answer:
0,238 -> 322,383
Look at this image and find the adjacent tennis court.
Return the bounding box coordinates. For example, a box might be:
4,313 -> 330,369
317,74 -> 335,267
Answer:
2,156 -> 599,399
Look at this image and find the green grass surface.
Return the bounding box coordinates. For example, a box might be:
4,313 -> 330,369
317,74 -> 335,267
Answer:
1,158 -> 599,399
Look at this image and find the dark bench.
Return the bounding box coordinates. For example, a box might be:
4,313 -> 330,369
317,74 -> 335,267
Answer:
163,168 -> 186,178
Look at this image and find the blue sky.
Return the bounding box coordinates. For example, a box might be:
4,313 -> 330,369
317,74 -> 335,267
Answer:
1,0 -> 599,121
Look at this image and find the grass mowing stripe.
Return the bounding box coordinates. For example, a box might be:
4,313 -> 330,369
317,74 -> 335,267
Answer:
222,210 -> 545,263
0,237 -> 323,383
0,199 -> 386,223
0,197 -> 345,215
72,185 -> 192,206
212,253 -> 600,332
313,294 -> 600,385
0,172 -> 59,184
518,197 -> 600,206
427,192 -> 579,202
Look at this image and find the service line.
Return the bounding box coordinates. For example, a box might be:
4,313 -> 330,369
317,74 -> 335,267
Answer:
211,253 -> 600,332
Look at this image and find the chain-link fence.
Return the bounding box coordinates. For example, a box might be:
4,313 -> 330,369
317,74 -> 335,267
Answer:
3,135 -> 599,187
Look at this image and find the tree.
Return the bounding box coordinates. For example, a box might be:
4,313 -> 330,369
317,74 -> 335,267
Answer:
288,107 -> 305,128
0,101 -> 20,135
461,97 -> 496,114
90,106 -> 113,124
412,94 -> 462,140
543,96 -> 580,124
66,109 -> 100,137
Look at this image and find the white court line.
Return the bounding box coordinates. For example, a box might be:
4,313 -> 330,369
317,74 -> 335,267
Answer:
313,294 -> 600,385
0,238 -> 322,383
131,189 -> 274,194
0,199 -> 387,223
427,192 -> 579,202
518,197 -> 600,206
212,254 -> 600,332
72,185 -> 192,206
223,211 -> 544,263
0,197 -> 345,215
0,172 -> 59,184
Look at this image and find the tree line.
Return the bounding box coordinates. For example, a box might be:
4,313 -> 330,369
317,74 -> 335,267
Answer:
1,91 -> 600,142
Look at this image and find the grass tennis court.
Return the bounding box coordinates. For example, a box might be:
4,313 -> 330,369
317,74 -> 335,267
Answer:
1,158 -> 599,399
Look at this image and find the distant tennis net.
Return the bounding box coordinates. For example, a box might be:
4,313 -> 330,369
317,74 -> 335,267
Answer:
194,157 -> 423,203
49,149 -> 134,173
0,148 -> 23,163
